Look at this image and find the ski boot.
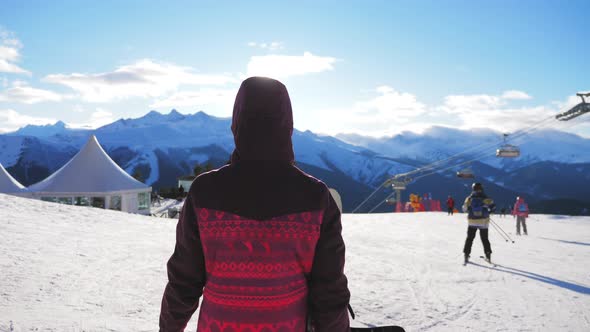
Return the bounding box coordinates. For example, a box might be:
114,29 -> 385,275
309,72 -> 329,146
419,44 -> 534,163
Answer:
485,252 -> 492,263
464,254 -> 469,264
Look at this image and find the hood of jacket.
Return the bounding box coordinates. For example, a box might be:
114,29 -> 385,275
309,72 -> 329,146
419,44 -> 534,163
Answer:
230,77 -> 294,163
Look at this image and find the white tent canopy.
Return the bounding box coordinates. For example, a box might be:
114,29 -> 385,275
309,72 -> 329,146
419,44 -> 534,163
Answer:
28,135 -> 151,214
0,163 -> 27,194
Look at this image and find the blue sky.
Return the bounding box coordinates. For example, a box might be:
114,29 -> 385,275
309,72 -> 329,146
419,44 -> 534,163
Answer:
0,0 -> 589,137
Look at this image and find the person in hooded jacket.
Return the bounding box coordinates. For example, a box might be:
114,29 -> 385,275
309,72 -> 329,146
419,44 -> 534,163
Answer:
159,77 -> 351,332
462,182 -> 495,264
512,196 -> 529,235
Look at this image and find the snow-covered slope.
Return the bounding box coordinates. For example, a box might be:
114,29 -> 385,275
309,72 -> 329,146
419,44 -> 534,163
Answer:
0,136 -> 25,168
1,194 -> 589,331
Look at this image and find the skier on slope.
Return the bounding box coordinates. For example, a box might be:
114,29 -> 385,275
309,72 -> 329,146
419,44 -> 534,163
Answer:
512,196 -> 529,235
159,77 -> 350,332
462,182 -> 495,264
446,195 -> 455,216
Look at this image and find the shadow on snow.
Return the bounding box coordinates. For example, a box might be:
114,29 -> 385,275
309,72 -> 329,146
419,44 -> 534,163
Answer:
469,262 -> 590,295
539,237 -> 590,247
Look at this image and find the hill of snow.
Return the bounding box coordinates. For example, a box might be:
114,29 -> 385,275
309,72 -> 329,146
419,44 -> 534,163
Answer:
1,194 -> 589,331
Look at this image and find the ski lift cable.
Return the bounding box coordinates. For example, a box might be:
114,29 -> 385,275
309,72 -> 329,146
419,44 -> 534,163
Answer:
356,108 -> 579,213
500,115 -> 573,148
357,115 -> 555,213
504,116 -> 558,142
351,184 -> 387,213
507,98 -> 590,142
412,116 -> 568,181
395,114 -> 556,178
513,112 -> 587,141
367,192 -> 396,213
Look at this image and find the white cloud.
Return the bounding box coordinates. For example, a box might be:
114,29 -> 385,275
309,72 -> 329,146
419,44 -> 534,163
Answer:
0,28 -> 30,75
43,59 -> 237,102
554,94 -> 589,112
440,90 -> 533,115
68,108 -> 115,129
440,94 -> 504,113
502,90 -> 532,100
89,109 -> 115,127
247,41 -> 285,51
150,88 -> 236,109
246,52 -> 337,79
0,46 -> 19,62
307,86 -> 427,137
0,109 -> 56,133
356,86 -> 427,120
73,104 -> 86,113
307,88 -> 582,137
435,90 -> 562,134
0,81 -> 64,104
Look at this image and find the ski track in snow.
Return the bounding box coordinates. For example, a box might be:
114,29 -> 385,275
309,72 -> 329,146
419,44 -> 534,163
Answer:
0,194 -> 589,331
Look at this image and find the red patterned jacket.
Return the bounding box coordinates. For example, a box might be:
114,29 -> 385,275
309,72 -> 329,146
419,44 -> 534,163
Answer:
159,77 -> 351,332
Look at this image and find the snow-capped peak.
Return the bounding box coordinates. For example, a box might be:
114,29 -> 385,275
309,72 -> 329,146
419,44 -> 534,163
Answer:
10,120 -> 69,137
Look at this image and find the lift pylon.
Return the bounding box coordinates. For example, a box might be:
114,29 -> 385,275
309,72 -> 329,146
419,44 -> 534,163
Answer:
556,92 -> 590,121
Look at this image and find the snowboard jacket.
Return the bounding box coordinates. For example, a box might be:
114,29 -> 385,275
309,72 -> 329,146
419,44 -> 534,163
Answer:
512,197 -> 529,218
159,77 -> 351,332
462,191 -> 494,229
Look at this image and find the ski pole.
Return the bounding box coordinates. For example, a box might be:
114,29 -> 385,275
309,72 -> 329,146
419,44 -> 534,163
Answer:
490,221 -> 508,242
490,218 -> 515,243
490,218 -> 512,240
490,218 -> 512,242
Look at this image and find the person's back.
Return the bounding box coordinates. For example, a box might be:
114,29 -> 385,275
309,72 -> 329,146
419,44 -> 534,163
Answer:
464,190 -> 493,227
462,183 -> 495,263
159,77 -> 350,332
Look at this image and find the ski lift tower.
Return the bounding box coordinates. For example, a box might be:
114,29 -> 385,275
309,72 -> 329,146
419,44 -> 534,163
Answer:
556,92 -> 590,121
384,174 -> 412,212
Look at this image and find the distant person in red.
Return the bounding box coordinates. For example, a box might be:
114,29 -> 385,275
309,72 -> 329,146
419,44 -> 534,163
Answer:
446,195 -> 455,215
512,196 -> 530,235
159,77 -> 351,332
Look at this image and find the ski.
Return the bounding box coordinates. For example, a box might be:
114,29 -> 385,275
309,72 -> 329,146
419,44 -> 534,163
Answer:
479,255 -> 497,267
351,326 -> 406,332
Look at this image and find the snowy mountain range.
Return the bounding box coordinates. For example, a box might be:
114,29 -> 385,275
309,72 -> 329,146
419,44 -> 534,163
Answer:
1,110 -> 589,213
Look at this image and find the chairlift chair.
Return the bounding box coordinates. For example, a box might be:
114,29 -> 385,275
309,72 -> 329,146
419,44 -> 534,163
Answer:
496,133 -> 520,158
385,198 -> 396,205
456,168 -> 475,178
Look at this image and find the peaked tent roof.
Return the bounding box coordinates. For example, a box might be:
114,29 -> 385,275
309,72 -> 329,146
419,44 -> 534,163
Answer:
28,135 -> 149,193
0,163 -> 27,193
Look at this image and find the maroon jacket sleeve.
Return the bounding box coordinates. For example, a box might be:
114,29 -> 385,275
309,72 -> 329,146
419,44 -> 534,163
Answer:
308,191 -> 351,332
160,194 -> 206,332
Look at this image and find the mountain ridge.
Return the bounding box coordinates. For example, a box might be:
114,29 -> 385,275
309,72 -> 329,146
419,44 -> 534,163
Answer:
1,110 -> 589,213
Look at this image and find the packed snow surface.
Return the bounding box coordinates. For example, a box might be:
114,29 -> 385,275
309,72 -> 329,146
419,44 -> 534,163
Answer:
0,194 -> 588,331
